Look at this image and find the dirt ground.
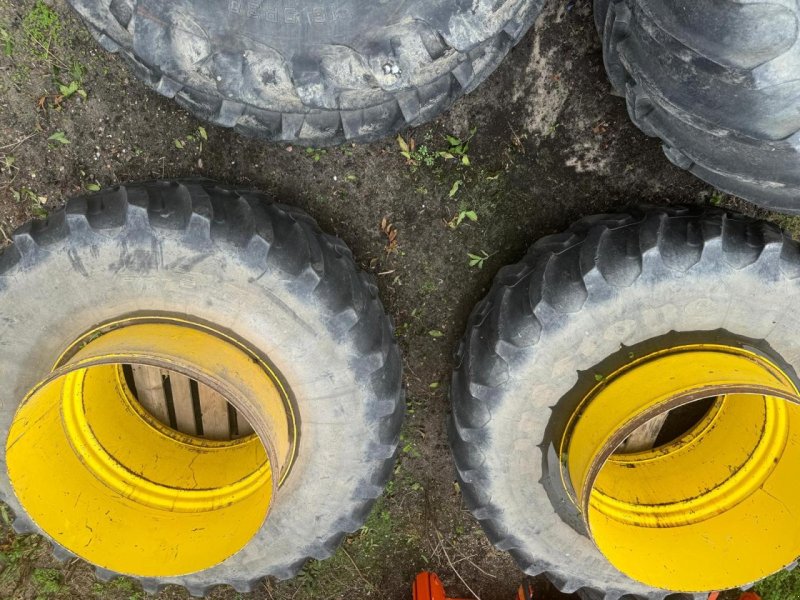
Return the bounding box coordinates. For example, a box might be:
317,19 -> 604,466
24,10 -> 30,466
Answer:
0,1 -> 798,600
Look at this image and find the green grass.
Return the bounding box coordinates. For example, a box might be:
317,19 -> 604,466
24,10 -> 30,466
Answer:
756,569 -> 800,600
23,1 -> 61,59
32,567 -> 62,595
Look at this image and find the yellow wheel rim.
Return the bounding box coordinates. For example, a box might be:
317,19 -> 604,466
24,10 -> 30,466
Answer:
6,317 -> 296,577
560,343 -> 800,592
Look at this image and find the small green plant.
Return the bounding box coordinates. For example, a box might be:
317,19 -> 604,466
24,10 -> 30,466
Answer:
12,188 -> 48,217
58,80 -> 87,101
397,129 -> 475,169
709,190 -> 725,205
32,568 -> 62,595
448,179 -> 462,198
174,127 -> 208,151
439,127 -> 476,166
447,208 -> 477,229
468,250 -> 493,269
48,131 -> 70,145
397,135 -> 436,169
305,147 -> 327,162
23,1 -> 61,59
0,27 -> 13,56
401,438 -> 421,459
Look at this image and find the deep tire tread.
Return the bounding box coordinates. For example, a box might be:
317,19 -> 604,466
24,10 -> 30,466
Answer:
0,180 -> 403,593
597,0 -> 800,212
65,0 -> 544,145
451,205 -> 786,600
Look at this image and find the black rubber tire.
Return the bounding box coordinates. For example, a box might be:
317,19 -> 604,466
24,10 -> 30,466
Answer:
450,205 -> 800,599
596,0 -> 800,213
0,180 -> 403,596
65,0 -> 544,146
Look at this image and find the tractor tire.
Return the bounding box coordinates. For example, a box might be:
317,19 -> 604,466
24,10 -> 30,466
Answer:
0,180 -> 403,596
66,0 -> 545,146
451,205 -> 800,599
596,0 -> 800,213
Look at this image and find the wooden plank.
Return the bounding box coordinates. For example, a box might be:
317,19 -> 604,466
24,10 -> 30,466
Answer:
198,384 -> 231,440
237,408 -> 254,437
169,373 -> 198,436
131,365 -> 170,425
617,413 -> 670,454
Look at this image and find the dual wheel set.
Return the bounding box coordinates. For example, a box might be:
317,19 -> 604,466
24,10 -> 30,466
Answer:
2,1 -> 800,600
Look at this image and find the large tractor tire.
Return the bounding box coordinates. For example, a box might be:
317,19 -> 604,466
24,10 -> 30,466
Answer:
66,0 -> 544,146
596,0 -> 800,213
0,180 -> 403,595
451,205 -> 800,599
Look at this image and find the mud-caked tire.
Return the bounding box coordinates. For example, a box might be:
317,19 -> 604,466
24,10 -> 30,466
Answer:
597,0 -> 800,213
0,180 -> 403,596
66,0 -> 545,145
451,205 -> 800,599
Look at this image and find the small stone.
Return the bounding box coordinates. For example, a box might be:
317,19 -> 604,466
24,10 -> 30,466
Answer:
391,64 -> 401,75
383,63 -> 392,75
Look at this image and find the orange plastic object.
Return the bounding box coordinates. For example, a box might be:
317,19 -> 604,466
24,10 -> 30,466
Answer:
412,572 -> 471,600
707,594 -> 761,600
517,578 -> 535,599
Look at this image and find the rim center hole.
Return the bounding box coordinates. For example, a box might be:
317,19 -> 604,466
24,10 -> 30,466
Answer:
614,397 -> 717,455
122,364 -> 254,441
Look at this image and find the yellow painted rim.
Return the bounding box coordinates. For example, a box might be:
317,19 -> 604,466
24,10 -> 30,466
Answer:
6,318 -> 296,577
560,344 -> 800,592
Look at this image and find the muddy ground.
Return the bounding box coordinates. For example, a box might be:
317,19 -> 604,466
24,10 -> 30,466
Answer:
0,1 -> 796,600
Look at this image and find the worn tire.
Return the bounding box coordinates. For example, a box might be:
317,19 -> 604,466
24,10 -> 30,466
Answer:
0,180 -> 403,595
597,0 -> 800,213
450,205 -> 800,599
65,0 -> 544,146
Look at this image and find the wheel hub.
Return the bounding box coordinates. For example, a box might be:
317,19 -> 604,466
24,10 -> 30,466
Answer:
6,317 -> 296,577
560,344 -> 800,591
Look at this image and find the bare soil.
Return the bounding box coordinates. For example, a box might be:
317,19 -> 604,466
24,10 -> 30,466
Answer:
0,1 -> 795,600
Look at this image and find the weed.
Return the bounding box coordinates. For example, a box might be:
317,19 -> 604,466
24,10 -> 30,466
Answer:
112,577 -> 143,600
58,80 -> 86,101
305,147 -> 327,162
69,61 -> 86,82
709,190 -> 725,206
773,214 -> 800,239
174,127 -> 208,151
0,535 -> 34,566
0,27 -> 13,56
47,131 -> 70,145
398,129 -> 476,170
447,209 -> 477,230
439,128 -> 476,166
395,308 -> 421,337
12,188 -> 48,217
468,250 -> 493,269
23,1 -> 61,60
32,568 -> 62,595
397,135 -> 436,169
401,436 -> 421,458
756,569 -> 800,600
419,280 -> 438,294
448,179 -> 462,198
